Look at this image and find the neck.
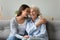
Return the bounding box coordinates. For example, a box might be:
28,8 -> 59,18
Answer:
32,17 -> 37,21
16,16 -> 25,24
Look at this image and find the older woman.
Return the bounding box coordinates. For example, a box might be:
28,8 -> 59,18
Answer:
25,6 -> 48,40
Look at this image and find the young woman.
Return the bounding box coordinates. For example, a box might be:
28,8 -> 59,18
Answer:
7,4 -> 30,40
25,6 -> 48,40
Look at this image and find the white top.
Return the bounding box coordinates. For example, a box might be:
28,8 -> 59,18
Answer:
18,20 -> 27,35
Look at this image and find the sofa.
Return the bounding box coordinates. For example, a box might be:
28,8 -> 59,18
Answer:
0,20 -> 10,40
46,20 -> 60,40
0,19 -> 60,40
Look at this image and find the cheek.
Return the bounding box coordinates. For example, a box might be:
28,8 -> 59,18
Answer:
23,12 -> 26,15
30,13 -> 33,16
22,12 -> 27,16
32,12 -> 36,15
30,11 -> 33,15
35,15 -> 37,17
24,11 -> 27,14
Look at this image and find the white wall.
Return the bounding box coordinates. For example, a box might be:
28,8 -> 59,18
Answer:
0,0 -> 60,20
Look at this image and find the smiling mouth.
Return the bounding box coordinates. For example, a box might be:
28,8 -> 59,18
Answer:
32,14 -> 35,16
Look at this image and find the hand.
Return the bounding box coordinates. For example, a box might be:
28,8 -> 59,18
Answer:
39,16 -> 46,24
23,35 -> 29,38
36,18 -> 46,27
40,18 -> 46,24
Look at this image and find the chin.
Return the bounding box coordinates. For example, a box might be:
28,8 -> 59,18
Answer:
24,16 -> 28,18
32,16 -> 35,18
24,17 -> 28,19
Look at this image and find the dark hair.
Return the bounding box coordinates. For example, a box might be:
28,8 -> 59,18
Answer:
17,4 -> 30,16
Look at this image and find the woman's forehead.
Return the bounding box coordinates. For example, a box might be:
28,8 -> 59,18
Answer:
30,8 -> 37,12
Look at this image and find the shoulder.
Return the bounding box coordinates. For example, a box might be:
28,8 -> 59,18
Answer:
10,17 -> 17,24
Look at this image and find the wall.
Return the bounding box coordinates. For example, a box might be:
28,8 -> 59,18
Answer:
0,0 -> 60,20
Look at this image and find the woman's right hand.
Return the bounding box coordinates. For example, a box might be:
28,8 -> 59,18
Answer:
36,18 -> 46,27
23,35 -> 29,38
40,18 -> 46,24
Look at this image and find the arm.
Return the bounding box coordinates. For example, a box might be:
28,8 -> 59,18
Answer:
26,18 -> 46,35
10,18 -> 23,39
33,24 -> 47,38
36,18 -> 46,27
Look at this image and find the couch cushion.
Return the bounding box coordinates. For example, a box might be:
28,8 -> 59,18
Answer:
0,29 -> 10,39
0,20 -> 10,30
0,20 -> 10,39
47,20 -> 60,40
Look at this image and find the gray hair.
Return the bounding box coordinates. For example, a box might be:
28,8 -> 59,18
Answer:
30,6 -> 42,17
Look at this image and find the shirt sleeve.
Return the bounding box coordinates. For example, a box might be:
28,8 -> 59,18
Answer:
33,24 -> 47,38
10,18 -> 23,39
